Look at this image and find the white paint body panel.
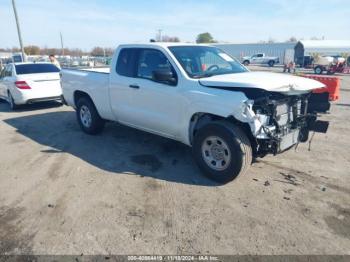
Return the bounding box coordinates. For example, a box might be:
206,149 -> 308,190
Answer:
199,72 -> 325,95
61,43 -> 326,146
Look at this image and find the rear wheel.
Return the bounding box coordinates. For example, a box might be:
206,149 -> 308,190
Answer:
7,91 -> 18,111
243,60 -> 250,66
193,121 -> 252,183
76,97 -> 105,135
268,60 -> 275,67
314,66 -> 323,74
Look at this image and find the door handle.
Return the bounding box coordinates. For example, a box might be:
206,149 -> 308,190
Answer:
129,84 -> 140,89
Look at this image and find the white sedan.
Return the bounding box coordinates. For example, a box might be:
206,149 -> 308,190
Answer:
0,62 -> 62,110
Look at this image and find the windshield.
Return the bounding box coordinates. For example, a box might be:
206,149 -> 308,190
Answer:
168,46 -> 248,78
15,64 -> 60,75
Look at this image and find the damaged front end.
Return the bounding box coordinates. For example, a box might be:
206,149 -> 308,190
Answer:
240,91 -> 329,157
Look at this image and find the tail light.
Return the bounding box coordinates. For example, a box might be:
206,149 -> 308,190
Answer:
15,81 -> 31,89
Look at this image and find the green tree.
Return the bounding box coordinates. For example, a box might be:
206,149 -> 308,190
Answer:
196,32 -> 216,43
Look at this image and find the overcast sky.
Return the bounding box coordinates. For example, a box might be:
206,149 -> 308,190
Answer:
0,0 -> 349,50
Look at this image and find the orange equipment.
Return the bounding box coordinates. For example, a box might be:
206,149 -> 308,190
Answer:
300,74 -> 340,101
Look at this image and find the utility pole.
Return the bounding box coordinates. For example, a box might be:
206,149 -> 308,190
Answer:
11,0 -> 26,61
60,32 -> 64,56
157,29 -> 163,42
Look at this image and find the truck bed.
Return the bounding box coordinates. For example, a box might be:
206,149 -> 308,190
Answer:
61,68 -> 113,119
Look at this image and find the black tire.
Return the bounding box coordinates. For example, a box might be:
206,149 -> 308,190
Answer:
8,91 -> 19,110
243,60 -> 250,66
268,60 -> 275,67
193,121 -> 252,183
76,96 -> 105,135
314,66 -> 323,74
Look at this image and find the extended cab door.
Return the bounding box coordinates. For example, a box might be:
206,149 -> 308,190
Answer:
110,48 -> 183,138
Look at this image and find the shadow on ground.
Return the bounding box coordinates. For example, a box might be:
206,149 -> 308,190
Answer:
335,103 -> 350,107
3,110 -> 217,186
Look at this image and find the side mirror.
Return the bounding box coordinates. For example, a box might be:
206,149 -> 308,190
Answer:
152,69 -> 177,85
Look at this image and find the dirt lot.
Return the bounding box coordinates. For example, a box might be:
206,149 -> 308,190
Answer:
0,68 -> 349,255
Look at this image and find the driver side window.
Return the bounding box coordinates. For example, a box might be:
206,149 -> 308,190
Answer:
137,49 -> 173,80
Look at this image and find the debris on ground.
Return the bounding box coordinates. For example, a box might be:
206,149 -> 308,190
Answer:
264,181 -> 270,186
48,204 -> 55,208
277,172 -> 299,186
283,189 -> 293,194
283,197 -> 291,200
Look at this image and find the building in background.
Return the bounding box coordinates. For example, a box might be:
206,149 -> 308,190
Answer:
214,40 -> 350,67
214,42 -> 296,65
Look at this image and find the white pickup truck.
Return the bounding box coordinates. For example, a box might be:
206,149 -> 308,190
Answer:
242,53 -> 280,67
62,43 -> 327,183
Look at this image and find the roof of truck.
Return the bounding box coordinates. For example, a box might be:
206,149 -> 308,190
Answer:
118,42 -> 211,48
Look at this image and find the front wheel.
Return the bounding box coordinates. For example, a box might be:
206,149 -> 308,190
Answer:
76,97 -> 105,135
193,121 -> 252,183
268,60 -> 275,67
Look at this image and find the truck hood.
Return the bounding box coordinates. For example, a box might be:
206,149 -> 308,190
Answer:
199,72 -> 326,95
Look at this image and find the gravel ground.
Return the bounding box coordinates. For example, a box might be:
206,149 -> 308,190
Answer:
0,68 -> 349,255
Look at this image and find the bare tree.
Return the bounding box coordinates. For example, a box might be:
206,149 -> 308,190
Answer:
267,37 -> 276,43
24,45 -> 40,55
162,35 -> 181,42
286,36 -> 297,42
90,47 -> 105,57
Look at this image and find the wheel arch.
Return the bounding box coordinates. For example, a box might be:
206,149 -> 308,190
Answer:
188,112 -> 257,151
74,90 -> 94,108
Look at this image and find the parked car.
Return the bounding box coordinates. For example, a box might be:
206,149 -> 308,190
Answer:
242,53 -> 279,67
62,43 -> 328,183
0,62 -> 63,110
